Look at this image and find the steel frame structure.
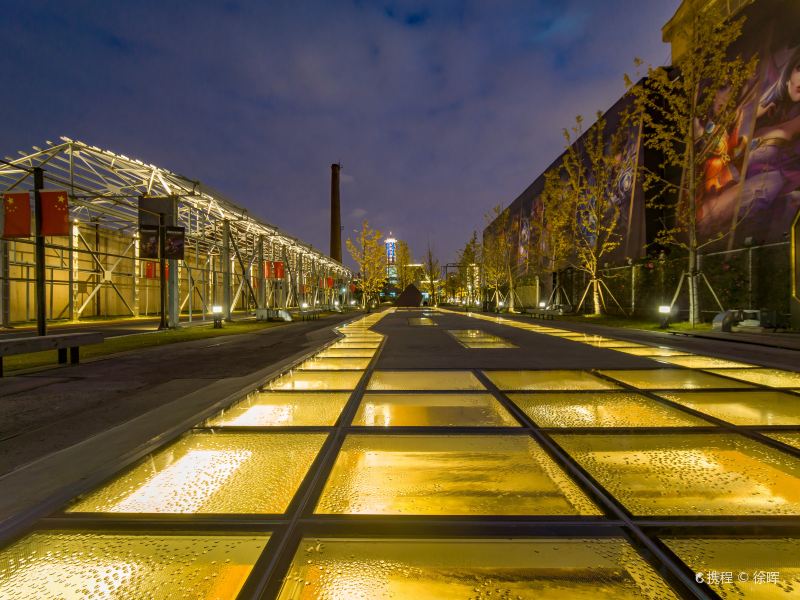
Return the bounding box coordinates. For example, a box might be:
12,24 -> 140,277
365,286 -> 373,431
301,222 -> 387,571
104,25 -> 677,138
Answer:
0,137 -> 350,325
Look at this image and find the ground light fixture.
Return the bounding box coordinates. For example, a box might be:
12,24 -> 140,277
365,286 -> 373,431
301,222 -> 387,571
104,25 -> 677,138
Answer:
301,302 -> 309,309
211,305 -> 223,328
539,301 -> 546,308
658,305 -> 671,328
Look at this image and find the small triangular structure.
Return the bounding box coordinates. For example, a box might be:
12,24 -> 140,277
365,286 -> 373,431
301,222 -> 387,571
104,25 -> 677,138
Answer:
395,284 -> 422,307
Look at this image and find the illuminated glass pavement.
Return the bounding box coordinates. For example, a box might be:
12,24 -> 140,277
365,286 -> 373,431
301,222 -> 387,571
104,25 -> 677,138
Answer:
1,308 -> 798,599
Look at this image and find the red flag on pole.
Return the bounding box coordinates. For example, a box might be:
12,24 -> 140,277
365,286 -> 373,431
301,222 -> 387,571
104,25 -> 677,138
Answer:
326,276 -> 334,289
39,190 -> 70,236
273,261 -> 285,279
264,261 -> 273,279
3,192 -> 32,237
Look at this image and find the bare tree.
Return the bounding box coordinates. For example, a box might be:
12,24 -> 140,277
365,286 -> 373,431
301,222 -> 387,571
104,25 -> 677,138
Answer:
346,220 -> 387,310
457,231 -> 481,307
626,6 -> 756,325
423,242 -> 440,306
395,240 -> 415,290
482,205 -> 516,310
553,112 -> 635,315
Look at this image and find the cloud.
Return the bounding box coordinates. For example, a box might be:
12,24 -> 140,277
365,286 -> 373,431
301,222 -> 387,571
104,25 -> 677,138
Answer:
0,0 -> 680,267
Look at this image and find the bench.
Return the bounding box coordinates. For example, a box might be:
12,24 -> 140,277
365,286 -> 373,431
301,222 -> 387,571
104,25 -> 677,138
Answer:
0,332 -> 105,377
522,307 -> 555,320
299,309 -> 322,321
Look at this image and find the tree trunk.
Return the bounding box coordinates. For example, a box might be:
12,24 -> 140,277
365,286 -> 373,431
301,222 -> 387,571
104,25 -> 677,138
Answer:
592,278 -> 602,316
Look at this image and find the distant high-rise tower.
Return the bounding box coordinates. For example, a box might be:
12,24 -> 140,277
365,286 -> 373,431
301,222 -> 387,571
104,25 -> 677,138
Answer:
385,233 -> 397,283
330,163 -> 342,262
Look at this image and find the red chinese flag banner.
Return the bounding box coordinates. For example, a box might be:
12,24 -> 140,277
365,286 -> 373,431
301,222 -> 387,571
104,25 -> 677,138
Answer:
326,276 -> 334,289
264,261 -> 273,279
40,190 -> 70,236
3,192 -> 31,237
273,261 -> 285,279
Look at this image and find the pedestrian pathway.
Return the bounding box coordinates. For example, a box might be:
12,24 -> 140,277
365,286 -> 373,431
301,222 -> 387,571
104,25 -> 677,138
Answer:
0,307 -> 798,599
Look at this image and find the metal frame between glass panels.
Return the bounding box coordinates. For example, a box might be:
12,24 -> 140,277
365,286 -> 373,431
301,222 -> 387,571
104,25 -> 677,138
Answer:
2,309 -> 799,599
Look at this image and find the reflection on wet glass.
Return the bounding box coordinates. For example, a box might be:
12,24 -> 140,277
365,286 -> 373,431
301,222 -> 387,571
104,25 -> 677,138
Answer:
277,537 -> 677,599
367,370 -> 485,390
767,432 -> 800,450
656,391 -> 800,426
352,393 -> 519,427
447,329 -> 517,349
296,357 -> 371,370
554,433 -> 800,516
269,370 -> 363,390
206,392 -> 350,427
598,369 -> 753,390
0,531 -> 268,600
317,348 -> 376,358
654,356 -> 756,369
705,368 -> 800,388
584,340 -> 646,348
509,392 -> 708,428
665,537 -> 799,599
612,347 -> 691,357
69,432 -> 327,514
485,370 -> 620,391
316,435 -> 599,515
408,317 -> 435,326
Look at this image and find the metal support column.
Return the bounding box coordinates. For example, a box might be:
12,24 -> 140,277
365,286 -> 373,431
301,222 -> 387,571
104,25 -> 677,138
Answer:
222,219 -> 232,320
0,238 -> 8,327
33,167 -> 46,336
167,197 -> 179,328
133,231 -> 140,317
258,234 -> 265,309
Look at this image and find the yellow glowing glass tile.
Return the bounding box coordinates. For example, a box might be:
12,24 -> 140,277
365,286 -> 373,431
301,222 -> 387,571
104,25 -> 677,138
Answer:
408,317 -> 435,326
654,356 -> 757,369
316,348 -> 375,358
331,341 -> 380,349
69,432 -> 326,514
206,392 -> 350,427
277,537 -> 678,599
705,368 -> 800,388
656,391 -> 800,426
553,433 -> 800,516
665,538 -> 799,599
0,531 -> 268,600
767,432 -> 800,449
613,347 -> 691,357
597,369 -> 753,390
297,357 -> 371,370
268,370 -> 363,390
484,370 -> 619,391
583,340 -> 646,348
509,392 -> 708,428
316,435 -> 599,515
367,371 -> 485,391
352,393 -> 519,427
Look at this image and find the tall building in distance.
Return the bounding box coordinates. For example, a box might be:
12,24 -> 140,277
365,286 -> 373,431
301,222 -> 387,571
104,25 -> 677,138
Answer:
385,233 -> 398,285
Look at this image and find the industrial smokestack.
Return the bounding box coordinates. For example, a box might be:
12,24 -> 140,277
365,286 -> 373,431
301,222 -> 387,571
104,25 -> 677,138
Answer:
330,163 -> 342,262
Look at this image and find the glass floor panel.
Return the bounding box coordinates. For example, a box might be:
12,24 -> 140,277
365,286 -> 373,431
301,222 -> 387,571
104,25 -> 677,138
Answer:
0,531 -> 269,600
69,432 -> 327,514
367,371 -> 485,391
767,432 -> 800,449
206,392 -> 350,427
316,435 -> 600,515
612,347 -> 691,357
277,537 -> 677,599
331,341 -> 381,349
665,537 -> 799,599
296,357 -> 371,370
268,370 -> 363,391
485,370 -> 620,391
316,348 -> 376,358
408,317 -> 435,326
509,392 -> 709,428
598,369 -> 754,390
705,368 -> 800,388
553,433 -> 800,516
583,341 -> 646,348
654,356 -> 757,369
655,391 -> 800,426
352,393 -> 519,427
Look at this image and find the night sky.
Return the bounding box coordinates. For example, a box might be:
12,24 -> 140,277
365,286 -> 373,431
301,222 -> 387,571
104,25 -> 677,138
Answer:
2,1 -> 679,267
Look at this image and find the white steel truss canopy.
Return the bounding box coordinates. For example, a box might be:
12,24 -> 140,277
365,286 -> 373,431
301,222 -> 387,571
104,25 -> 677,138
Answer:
0,137 -> 350,278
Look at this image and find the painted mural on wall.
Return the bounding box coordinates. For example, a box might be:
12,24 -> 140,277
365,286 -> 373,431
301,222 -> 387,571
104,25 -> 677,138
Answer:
695,3 -> 800,248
